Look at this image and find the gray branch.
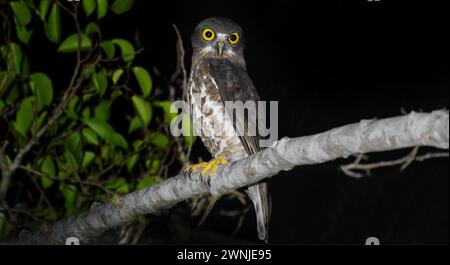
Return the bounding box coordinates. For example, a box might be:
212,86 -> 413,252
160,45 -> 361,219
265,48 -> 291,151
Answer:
17,111 -> 449,244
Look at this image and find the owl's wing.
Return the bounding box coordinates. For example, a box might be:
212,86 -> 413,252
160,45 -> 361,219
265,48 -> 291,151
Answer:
206,59 -> 261,155
206,58 -> 271,242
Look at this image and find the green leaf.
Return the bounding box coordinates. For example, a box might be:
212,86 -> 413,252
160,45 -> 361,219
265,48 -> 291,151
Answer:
151,133 -> 169,150
0,72 -> 17,97
10,1 -> 32,27
93,100 -> 110,121
100,41 -> 115,59
82,151 -> 96,169
45,4 -> 61,43
16,24 -> 32,44
137,176 -> 162,190
40,156 -> 55,189
105,177 -> 129,194
59,184 -> 78,216
133,140 -> 144,150
111,69 -> 123,84
112,39 -> 135,62
24,0 -> 37,10
83,119 -> 128,149
36,111 -> 48,130
148,160 -> 160,175
128,116 -> 142,134
132,96 -> 152,128
110,0 -> 135,14
109,133 -> 129,150
154,100 -> 177,124
63,150 -> 79,173
57,34 -> 92,53
82,128 -> 99,146
31,207 -> 58,221
7,42 -> 23,74
40,156 -> 56,176
65,132 -> 82,162
85,22 -> 101,36
111,89 -> 122,101
97,0 -> 108,20
81,107 -> 90,121
22,54 -> 30,75
67,96 -> 79,120
82,0 -> 96,17
127,155 -> 139,172
38,0 -> 51,21
92,70 -> 108,96
30,72 -> 53,111
101,145 -> 111,161
132,67 -> 152,97
14,97 -> 34,137
40,175 -> 54,190
5,84 -> 19,104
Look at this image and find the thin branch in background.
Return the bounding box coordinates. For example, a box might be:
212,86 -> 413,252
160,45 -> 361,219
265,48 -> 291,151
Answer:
341,147 -> 449,178
218,207 -> 251,238
30,174 -> 55,211
197,196 -> 219,227
118,224 -> 134,245
171,24 -> 188,100
18,165 -> 117,196
130,218 -> 148,245
171,23 -> 194,163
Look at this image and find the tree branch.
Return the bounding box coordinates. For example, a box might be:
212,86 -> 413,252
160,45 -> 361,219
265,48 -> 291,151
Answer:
341,147 -> 449,178
16,110 -> 449,244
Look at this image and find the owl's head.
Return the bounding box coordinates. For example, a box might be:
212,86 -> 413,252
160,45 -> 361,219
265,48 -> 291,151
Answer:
191,17 -> 245,65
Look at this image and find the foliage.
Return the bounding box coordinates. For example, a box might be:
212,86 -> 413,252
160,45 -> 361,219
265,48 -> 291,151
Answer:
0,0 -> 194,241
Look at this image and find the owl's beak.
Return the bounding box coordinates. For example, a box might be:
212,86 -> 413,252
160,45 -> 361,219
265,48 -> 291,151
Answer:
216,41 -> 224,57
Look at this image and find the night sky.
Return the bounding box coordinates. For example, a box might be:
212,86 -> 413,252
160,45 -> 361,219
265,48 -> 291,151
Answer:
32,0 -> 449,243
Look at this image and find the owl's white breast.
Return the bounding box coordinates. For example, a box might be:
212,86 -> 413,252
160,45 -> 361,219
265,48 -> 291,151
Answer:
188,66 -> 247,161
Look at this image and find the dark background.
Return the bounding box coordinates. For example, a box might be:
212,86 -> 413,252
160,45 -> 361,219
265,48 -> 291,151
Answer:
41,0 -> 450,243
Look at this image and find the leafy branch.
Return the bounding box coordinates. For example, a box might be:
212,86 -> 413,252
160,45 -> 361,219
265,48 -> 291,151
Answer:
0,0 -> 195,242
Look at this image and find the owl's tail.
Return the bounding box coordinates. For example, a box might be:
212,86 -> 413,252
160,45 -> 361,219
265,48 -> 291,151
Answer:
246,182 -> 271,242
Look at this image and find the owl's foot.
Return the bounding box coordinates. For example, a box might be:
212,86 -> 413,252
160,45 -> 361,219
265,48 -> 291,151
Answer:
189,157 -> 229,177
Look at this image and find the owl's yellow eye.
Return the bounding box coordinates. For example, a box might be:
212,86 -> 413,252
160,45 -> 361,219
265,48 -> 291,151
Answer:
228,33 -> 239,44
202,28 -> 215,41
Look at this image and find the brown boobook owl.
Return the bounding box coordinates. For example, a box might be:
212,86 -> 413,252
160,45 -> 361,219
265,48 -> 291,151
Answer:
188,17 -> 271,241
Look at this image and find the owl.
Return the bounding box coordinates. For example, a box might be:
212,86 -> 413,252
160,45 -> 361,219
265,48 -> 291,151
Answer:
187,17 -> 271,241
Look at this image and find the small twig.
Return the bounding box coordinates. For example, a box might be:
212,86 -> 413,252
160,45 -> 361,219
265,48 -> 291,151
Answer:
130,218 -> 148,245
30,174 -> 55,211
1,207 -> 43,222
18,165 -> 117,196
415,152 -> 450,161
0,150 -> 9,176
232,207 -> 250,238
99,48 -> 145,63
341,147 -> 449,178
197,196 -> 219,227
171,24 -> 188,99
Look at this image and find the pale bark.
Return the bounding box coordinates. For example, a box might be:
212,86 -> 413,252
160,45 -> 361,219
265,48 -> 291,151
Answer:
17,111 -> 449,244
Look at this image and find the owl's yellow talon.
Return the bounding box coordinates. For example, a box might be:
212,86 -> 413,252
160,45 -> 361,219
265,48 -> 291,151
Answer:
190,162 -> 209,171
189,157 -> 229,177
